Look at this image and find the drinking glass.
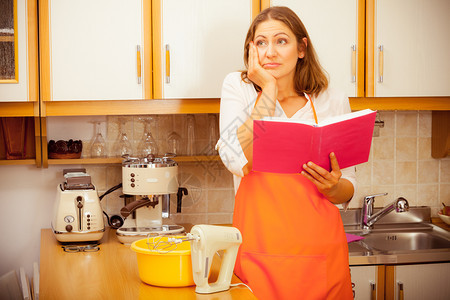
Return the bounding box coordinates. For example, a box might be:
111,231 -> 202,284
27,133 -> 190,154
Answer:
207,114 -> 219,155
90,121 -> 106,158
167,115 -> 182,155
137,116 -> 158,157
186,114 -> 196,156
167,131 -> 182,155
113,118 -> 133,157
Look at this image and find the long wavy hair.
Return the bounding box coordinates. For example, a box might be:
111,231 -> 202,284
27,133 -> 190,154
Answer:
241,6 -> 328,97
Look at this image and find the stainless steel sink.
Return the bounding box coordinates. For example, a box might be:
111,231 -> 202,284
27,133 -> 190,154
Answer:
360,231 -> 450,252
341,207 -> 450,265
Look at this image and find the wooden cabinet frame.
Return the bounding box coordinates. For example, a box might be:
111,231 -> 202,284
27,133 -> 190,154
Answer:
1,0 -> 449,167
0,0 -> 40,166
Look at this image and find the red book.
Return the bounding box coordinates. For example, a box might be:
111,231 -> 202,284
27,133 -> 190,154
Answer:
253,109 -> 377,173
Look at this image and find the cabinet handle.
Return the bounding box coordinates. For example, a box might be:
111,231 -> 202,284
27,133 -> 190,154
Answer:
370,281 -> 376,300
378,45 -> 384,83
165,44 -> 170,84
351,45 -> 356,83
397,281 -> 404,300
136,45 -> 142,84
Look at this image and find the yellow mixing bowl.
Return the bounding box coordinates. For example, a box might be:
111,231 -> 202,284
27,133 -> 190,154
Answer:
131,236 -> 195,287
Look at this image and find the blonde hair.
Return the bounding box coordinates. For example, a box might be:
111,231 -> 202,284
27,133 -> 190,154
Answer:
241,6 -> 328,96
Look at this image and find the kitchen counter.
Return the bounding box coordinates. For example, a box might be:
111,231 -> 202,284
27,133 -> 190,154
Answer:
39,227 -> 256,299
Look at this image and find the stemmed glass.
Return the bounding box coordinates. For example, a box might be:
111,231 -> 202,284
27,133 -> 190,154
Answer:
90,121 -> 106,158
113,118 -> 133,157
137,116 -> 159,157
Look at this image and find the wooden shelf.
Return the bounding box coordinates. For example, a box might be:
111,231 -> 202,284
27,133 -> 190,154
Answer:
175,155 -> 221,162
0,102 -> 37,117
47,155 -> 221,165
43,99 -> 220,116
38,97 -> 450,117
350,97 -> 450,111
48,157 -> 121,165
0,159 -> 36,165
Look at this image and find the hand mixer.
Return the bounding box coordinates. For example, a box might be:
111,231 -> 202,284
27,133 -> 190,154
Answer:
190,225 -> 242,294
148,224 -> 243,294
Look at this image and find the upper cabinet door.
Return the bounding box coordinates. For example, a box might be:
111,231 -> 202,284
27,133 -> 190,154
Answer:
41,0 -> 148,101
374,0 -> 450,96
0,0 -> 38,102
268,0 -> 361,97
153,0 -> 254,99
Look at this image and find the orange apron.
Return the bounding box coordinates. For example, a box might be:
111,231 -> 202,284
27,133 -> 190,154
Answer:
233,171 -> 353,300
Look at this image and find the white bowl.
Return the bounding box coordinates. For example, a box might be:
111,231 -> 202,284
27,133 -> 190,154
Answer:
438,212 -> 450,225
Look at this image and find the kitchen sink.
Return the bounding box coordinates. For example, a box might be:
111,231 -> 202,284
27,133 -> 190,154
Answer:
358,231 -> 450,252
346,227 -> 450,264
341,207 -> 450,264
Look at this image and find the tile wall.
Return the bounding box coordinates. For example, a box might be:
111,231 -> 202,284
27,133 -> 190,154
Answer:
350,111 -> 449,215
72,111 -> 448,226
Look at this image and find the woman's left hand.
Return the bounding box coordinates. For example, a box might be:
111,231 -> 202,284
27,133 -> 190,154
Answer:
301,152 -> 342,200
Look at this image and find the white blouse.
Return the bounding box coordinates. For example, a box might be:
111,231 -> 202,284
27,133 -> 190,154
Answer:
216,72 -> 356,204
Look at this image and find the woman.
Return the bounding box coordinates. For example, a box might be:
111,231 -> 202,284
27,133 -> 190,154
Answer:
216,6 -> 355,300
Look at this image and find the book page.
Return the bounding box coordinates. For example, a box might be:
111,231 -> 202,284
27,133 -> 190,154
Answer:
319,109 -> 375,126
262,109 -> 375,127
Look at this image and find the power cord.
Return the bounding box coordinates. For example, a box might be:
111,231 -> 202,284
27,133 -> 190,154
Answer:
99,183 -> 124,228
230,283 -> 253,293
99,183 -> 122,201
213,251 -> 254,294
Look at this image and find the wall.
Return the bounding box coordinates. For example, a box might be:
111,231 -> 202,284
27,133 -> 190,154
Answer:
0,111 -> 448,279
350,111 -> 449,214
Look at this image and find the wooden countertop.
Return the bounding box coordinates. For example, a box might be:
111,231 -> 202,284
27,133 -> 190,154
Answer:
39,228 -> 256,299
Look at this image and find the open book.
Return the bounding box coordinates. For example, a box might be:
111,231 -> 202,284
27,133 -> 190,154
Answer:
253,109 -> 377,173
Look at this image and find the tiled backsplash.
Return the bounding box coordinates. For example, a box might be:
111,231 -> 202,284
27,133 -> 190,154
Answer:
350,111 -> 449,216
50,111 -> 448,225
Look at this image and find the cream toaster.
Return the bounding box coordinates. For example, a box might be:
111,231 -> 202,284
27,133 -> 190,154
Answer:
52,169 -> 105,243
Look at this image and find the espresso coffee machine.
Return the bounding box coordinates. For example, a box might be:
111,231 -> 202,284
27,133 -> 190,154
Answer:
52,169 -> 105,243
116,154 -> 187,244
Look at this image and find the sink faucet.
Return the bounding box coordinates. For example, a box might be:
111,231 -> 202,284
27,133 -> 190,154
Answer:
361,193 -> 409,230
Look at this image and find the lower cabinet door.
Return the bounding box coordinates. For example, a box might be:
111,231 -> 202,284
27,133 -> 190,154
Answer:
393,263 -> 450,300
350,266 -> 377,300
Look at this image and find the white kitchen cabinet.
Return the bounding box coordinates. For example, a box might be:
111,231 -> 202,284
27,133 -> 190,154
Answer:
374,0 -> 450,96
41,0 -> 148,101
267,0 -> 362,97
153,0 -> 254,99
0,0 -> 38,102
391,263 -> 450,300
350,266 -> 377,300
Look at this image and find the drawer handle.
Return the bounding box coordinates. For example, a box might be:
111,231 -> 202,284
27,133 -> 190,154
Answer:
136,45 -> 142,84
397,281 -> 404,300
378,45 -> 384,83
165,44 -> 170,84
351,44 -> 356,83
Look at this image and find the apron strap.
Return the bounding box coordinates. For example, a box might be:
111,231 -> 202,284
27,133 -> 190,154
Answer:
304,93 -> 318,124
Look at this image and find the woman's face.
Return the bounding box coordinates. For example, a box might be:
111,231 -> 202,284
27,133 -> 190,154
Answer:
253,19 -> 304,81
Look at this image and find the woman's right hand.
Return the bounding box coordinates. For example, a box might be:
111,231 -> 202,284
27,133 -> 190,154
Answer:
239,42 -> 278,175
247,42 -> 276,90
